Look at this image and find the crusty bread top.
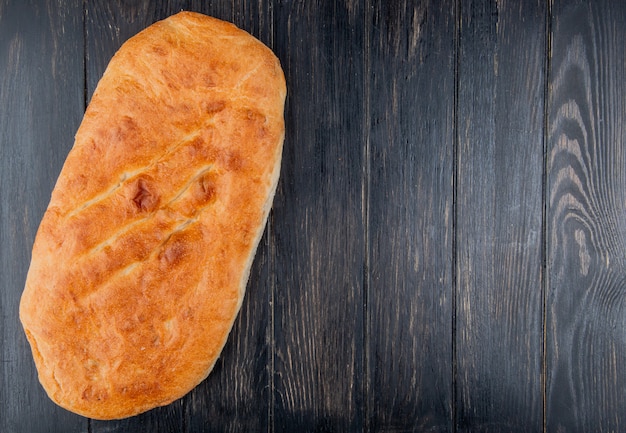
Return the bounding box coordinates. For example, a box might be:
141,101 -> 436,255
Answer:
19,11 -> 285,420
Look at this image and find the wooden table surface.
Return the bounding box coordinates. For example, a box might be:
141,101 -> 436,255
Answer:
2,0 -> 626,432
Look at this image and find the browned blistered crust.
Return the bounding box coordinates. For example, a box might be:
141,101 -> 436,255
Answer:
19,11 -> 285,420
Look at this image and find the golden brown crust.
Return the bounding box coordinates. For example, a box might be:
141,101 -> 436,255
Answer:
19,11 -> 285,420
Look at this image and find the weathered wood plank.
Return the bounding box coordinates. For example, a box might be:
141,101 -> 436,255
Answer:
367,0 -> 455,431
456,0 -> 546,431
547,1 -> 626,431
16,1 -> 626,431
0,0 -> 86,432
270,1 -> 365,431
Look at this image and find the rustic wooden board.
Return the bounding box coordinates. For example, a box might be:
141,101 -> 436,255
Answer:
455,0 -> 546,431
4,0 -> 626,432
0,0 -> 86,432
366,0 -> 455,431
270,1 -> 365,431
547,1 -> 626,431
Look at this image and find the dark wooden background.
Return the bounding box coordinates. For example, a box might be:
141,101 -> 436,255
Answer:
2,0 -> 626,432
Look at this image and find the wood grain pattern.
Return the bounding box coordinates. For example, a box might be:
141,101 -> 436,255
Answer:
270,1 -> 365,431
367,0 -> 455,431
455,0 -> 545,430
5,0 -> 626,431
547,1 -> 626,431
0,0 -> 86,432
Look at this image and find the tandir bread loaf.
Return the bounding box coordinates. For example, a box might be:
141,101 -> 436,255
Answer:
19,11 -> 285,420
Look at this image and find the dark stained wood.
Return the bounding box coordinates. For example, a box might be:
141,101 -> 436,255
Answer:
5,0 -> 626,432
366,0 -> 455,431
547,1 -> 626,431
270,1 -> 365,431
455,0 -> 546,431
0,0 -> 86,432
